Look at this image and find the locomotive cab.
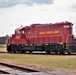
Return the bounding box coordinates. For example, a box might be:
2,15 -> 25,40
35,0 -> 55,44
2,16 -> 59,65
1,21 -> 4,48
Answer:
10,27 -> 27,44
7,26 -> 28,53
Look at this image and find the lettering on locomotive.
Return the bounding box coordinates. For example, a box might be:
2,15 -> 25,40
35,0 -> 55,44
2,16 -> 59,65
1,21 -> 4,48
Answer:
54,31 -> 59,34
39,31 -> 59,35
46,31 -> 53,34
39,32 -> 45,35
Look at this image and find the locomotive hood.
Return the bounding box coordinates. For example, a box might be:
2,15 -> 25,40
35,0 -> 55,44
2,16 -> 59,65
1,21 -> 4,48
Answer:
54,21 -> 73,25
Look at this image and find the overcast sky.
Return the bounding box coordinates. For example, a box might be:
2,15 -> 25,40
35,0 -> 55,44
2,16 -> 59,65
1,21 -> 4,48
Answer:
0,0 -> 76,36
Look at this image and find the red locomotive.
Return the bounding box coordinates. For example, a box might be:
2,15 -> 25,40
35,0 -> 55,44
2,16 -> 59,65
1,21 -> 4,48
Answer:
7,21 -> 76,54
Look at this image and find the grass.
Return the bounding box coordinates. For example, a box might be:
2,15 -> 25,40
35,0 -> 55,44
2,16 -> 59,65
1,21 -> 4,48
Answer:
0,54 -> 76,74
0,46 -> 6,52
0,47 -> 76,74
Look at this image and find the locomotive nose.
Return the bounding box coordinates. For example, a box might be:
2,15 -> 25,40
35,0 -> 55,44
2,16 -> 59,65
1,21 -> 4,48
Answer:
11,34 -> 27,44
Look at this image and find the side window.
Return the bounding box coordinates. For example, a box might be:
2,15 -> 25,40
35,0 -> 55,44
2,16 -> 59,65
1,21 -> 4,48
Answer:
21,30 -> 25,34
64,25 -> 70,28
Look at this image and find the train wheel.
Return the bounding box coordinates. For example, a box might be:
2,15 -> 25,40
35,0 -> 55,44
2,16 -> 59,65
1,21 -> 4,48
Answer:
67,45 -> 76,54
55,51 -> 58,54
7,48 -> 15,53
60,51 -> 64,55
46,48 -> 50,54
7,50 -> 12,53
8,50 -> 16,53
7,48 -> 11,53
54,48 -> 58,54
60,48 -> 64,55
13,50 -> 16,53
21,50 -> 25,53
29,51 -> 32,54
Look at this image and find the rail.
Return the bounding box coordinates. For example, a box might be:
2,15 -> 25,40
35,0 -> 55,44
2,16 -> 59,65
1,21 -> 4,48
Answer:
0,62 -> 40,75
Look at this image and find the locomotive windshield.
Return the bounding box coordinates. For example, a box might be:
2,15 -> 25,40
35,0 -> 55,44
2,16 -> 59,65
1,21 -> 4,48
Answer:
15,30 -> 20,35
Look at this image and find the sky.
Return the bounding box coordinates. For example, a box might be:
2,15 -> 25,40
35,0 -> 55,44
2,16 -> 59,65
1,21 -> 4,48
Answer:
0,0 -> 76,36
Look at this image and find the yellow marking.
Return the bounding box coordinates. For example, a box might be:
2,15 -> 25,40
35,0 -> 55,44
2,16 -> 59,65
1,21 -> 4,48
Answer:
25,44 -> 28,46
46,31 -> 53,34
39,31 -> 59,35
17,44 -> 19,46
16,36 -> 20,39
66,34 -> 73,43
46,44 -> 48,45
61,35 -> 64,42
7,44 -> 10,46
39,32 -> 45,35
30,44 -> 32,46
60,42 -> 63,45
37,44 -> 39,45
54,31 -> 59,34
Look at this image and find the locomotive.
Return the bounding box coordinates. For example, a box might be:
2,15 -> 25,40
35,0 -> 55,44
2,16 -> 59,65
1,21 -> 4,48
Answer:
7,21 -> 76,54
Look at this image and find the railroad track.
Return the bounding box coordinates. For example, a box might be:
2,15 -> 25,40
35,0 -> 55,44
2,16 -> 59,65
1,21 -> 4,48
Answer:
25,51 -> 76,56
0,70 -> 10,74
0,62 -> 75,75
0,52 -> 76,56
0,62 -> 60,75
0,62 -> 40,75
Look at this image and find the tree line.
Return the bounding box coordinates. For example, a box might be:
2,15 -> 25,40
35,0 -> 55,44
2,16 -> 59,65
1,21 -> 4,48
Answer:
0,35 -> 11,44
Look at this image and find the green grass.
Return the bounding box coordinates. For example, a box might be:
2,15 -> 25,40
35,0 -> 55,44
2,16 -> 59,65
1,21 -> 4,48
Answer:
0,47 -> 76,74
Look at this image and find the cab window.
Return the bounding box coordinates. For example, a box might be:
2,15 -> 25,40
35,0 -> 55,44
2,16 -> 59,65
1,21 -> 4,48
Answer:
21,30 -> 24,34
15,31 -> 20,35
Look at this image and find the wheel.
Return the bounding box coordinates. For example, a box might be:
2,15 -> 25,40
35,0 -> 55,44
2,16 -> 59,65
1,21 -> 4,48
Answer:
29,51 -> 32,54
21,50 -> 25,53
59,48 -> 64,55
7,48 -> 11,53
46,48 -> 51,54
68,45 -> 76,54
54,48 -> 58,54
55,50 -> 58,54
60,51 -> 64,55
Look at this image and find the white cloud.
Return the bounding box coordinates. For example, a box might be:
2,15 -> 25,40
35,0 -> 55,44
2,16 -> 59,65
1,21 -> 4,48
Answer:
0,0 -> 76,36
